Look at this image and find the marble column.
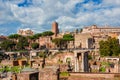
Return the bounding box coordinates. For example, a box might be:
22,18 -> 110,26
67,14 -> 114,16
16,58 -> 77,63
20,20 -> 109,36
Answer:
74,51 -> 79,72
74,51 -> 77,72
76,57 -> 79,72
74,56 -> 77,72
81,52 -> 84,72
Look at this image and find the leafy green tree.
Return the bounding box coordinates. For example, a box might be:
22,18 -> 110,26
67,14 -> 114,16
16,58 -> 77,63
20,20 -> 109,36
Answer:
99,40 -> 110,56
52,38 -> 64,49
27,36 -> 36,40
28,33 -> 42,40
62,34 -> 74,49
63,34 -> 74,41
8,34 -> 21,39
16,37 -> 29,50
33,33 -> 42,39
99,37 -> 120,56
31,43 -> 39,49
0,40 -> 15,51
42,31 -> 54,36
27,33 -> 41,49
52,34 -> 74,49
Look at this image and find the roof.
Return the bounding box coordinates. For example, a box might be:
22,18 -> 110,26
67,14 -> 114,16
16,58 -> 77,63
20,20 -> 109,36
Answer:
0,35 -> 7,39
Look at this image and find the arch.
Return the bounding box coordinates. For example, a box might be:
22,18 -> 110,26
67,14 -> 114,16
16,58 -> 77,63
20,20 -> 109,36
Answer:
66,57 -> 71,64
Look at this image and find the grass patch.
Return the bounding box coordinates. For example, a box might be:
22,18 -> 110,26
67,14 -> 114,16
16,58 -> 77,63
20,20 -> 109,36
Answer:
60,72 -> 70,77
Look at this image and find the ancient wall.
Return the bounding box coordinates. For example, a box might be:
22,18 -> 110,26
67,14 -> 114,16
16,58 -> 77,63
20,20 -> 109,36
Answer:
68,73 -> 120,80
39,67 -> 57,80
74,33 -> 93,49
17,72 -> 39,80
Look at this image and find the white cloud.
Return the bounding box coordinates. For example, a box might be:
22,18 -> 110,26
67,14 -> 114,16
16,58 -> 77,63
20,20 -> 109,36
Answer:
0,0 -> 120,35
102,0 -> 120,6
11,5 -> 45,24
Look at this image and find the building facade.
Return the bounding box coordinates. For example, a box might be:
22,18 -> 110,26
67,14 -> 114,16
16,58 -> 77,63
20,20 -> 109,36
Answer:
18,28 -> 34,36
82,25 -> 120,34
74,33 -> 93,49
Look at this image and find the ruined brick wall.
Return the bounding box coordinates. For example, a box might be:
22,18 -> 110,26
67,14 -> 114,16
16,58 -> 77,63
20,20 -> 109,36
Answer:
39,67 -> 57,80
17,73 -> 29,80
68,73 -> 120,80
17,72 -> 39,80
74,33 -> 93,49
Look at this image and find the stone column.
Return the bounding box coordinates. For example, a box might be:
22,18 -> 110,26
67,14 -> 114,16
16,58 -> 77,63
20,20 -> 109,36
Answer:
76,56 -> 79,72
74,51 -> 77,72
74,51 -> 80,72
81,52 -> 84,72
82,52 -> 89,72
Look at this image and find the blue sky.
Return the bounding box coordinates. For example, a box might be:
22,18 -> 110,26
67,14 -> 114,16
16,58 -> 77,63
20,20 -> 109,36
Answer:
0,0 -> 120,35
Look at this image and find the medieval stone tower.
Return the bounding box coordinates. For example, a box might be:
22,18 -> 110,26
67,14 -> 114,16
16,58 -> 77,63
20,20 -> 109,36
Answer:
52,21 -> 59,37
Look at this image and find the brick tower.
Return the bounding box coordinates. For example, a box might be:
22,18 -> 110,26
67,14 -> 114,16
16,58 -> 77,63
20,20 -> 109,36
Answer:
52,21 -> 59,37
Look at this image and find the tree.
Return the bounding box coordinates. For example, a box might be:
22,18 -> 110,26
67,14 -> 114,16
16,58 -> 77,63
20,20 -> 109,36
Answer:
28,33 -> 42,40
0,40 -> 15,51
31,43 -> 39,49
33,33 -> 42,39
8,34 -> 21,39
52,38 -> 64,49
52,34 -> 74,49
99,37 -> 120,56
62,34 -> 74,49
16,36 -> 29,50
42,31 -> 54,36
27,36 -> 36,40
27,33 -> 41,49
63,34 -> 74,41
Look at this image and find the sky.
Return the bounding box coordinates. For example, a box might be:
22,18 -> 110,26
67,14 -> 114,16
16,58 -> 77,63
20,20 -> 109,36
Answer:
0,0 -> 120,35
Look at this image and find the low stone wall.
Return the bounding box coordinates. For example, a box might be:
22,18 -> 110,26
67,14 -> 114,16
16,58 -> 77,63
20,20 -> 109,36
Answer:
68,72 -> 120,80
